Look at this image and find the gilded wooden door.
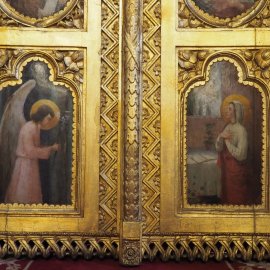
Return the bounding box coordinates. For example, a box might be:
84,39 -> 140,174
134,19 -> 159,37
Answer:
0,0 -> 270,266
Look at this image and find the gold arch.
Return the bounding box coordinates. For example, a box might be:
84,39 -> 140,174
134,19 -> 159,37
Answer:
181,52 -> 267,210
0,50 -> 80,211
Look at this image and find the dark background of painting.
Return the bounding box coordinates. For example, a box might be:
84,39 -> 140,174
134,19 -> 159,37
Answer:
6,0 -> 68,19
187,61 -> 262,205
191,0 -> 255,19
0,61 -> 73,205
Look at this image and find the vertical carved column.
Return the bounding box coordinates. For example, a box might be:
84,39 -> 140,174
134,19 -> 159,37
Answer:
120,0 -> 143,266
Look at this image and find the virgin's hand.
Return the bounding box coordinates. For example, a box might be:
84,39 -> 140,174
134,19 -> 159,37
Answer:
220,130 -> 232,140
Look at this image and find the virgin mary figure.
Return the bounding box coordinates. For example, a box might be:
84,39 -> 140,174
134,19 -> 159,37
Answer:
215,98 -> 249,204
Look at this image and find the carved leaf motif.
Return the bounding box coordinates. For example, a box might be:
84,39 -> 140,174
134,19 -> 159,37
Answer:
0,50 -> 9,68
255,50 -> 270,69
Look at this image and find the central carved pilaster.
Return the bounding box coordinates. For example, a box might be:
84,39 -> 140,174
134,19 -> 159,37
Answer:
120,0 -> 143,265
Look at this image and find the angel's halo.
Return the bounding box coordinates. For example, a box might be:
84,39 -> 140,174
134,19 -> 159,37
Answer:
30,99 -> 60,130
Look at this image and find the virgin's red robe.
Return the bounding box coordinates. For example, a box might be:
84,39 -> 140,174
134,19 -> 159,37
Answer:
217,144 -> 249,205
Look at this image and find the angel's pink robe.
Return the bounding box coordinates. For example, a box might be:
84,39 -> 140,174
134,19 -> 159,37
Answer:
5,121 -> 52,204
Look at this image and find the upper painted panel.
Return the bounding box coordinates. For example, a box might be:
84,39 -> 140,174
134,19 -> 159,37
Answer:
178,0 -> 269,28
192,0 -> 255,19
0,0 -> 84,28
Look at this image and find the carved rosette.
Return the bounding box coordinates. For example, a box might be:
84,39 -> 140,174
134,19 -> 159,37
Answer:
0,0 -> 84,28
178,0 -> 269,28
121,240 -> 141,265
142,0 -> 161,233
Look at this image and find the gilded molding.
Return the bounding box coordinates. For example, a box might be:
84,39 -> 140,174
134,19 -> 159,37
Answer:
142,0 -> 161,233
0,235 -> 119,259
120,240 -> 141,265
142,235 -> 270,261
99,0 -> 119,233
178,0 -> 269,28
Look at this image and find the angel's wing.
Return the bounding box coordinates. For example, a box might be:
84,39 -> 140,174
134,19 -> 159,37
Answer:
0,79 -> 36,201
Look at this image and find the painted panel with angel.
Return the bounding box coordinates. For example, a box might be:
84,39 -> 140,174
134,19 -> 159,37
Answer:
0,61 -> 73,205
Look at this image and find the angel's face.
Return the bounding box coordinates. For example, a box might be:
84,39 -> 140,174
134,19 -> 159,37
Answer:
40,114 -> 53,129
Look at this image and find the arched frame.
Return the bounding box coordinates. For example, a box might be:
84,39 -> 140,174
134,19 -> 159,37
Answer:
179,52 -> 268,211
0,50 -> 81,212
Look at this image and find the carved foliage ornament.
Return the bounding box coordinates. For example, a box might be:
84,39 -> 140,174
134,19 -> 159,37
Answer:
0,0 -> 84,28
121,240 -> 141,265
178,0 -> 269,28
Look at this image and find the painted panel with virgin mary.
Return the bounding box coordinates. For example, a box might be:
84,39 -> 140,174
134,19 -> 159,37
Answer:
186,61 -> 262,205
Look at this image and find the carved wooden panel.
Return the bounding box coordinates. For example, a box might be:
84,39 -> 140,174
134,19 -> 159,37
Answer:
142,0 -> 161,233
3,0 -> 270,266
99,0 -> 119,234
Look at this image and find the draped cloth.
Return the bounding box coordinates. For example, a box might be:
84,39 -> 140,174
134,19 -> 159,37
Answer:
217,144 -> 249,204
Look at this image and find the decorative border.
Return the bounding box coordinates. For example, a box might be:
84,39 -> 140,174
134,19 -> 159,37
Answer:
0,234 -> 119,259
0,48 -> 83,213
0,0 -> 84,28
142,235 -> 270,261
142,0 -> 161,233
99,0 -> 119,234
178,49 -> 269,211
2,234 -> 270,262
178,0 -> 270,28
